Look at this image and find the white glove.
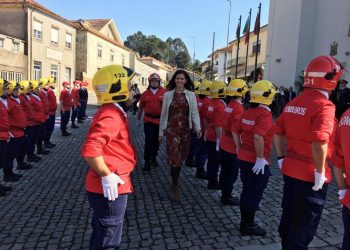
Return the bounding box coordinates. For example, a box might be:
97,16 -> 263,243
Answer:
216,138 -> 220,152
101,173 -> 125,201
312,171 -> 327,191
338,189 -> 348,200
252,157 -> 268,175
278,158 -> 284,170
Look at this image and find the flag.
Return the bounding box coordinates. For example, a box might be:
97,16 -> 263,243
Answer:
254,8 -> 260,35
243,15 -> 250,44
236,20 -> 241,40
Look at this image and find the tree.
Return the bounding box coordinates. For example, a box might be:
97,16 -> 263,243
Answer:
124,32 -> 196,70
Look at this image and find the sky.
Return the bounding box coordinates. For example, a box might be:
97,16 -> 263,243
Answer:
38,0 -> 269,62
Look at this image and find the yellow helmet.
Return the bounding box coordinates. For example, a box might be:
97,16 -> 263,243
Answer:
39,78 -> 48,86
194,81 -> 201,94
210,80 -> 226,98
8,80 -> 22,94
29,80 -> 41,90
227,79 -> 249,97
20,80 -> 30,93
249,80 -> 277,106
200,80 -> 212,96
92,65 -> 135,104
0,79 -> 10,96
47,77 -> 55,84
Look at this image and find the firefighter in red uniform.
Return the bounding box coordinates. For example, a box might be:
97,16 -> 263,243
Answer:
274,55 -> 343,249
60,82 -> 73,136
71,80 -> 81,129
137,73 -> 166,171
333,107 -> 350,250
2,81 -> 27,182
81,65 -> 136,249
28,80 -> 46,160
37,78 -> 50,154
194,80 -> 212,179
185,81 -> 201,168
43,77 -> 57,148
206,81 -> 226,190
16,80 -> 35,168
233,80 -> 277,236
0,79 -> 12,195
219,79 -> 248,205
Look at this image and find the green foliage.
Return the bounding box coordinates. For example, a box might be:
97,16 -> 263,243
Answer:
124,31 -> 197,70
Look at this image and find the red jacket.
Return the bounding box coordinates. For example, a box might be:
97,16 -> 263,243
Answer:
71,87 -> 81,107
46,88 -> 57,115
29,94 -> 46,125
81,103 -> 136,195
59,88 -> 73,111
39,90 -> 50,117
220,99 -> 244,154
139,87 -> 166,124
199,96 -> 212,133
332,108 -> 350,209
19,94 -> 36,126
274,89 -> 335,183
234,105 -> 274,163
7,96 -> 26,138
0,99 -> 10,141
206,99 -> 226,142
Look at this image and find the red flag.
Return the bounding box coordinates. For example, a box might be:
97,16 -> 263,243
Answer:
243,15 -> 250,44
254,8 -> 260,35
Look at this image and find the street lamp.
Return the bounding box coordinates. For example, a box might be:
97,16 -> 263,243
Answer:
223,0 -> 231,84
189,36 -> 196,81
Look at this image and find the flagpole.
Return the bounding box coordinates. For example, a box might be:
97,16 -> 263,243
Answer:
210,32 -> 215,81
235,15 -> 241,79
244,9 -> 252,79
253,3 -> 261,82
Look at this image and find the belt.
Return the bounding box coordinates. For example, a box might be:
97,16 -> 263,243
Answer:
145,113 -> 161,119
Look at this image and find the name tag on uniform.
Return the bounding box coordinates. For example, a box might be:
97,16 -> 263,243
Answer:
224,107 -> 233,113
208,106 -> 214,112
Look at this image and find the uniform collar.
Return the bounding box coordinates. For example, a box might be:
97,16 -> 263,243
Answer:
315,89 -> 329,99
259,104 -> 271,112
113,103 -> 127,117
0,97 -> 8,109
150,88 -> 158,95
10,95 -> 20,104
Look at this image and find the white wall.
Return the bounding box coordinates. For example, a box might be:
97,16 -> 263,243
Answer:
266,0 -> 350,89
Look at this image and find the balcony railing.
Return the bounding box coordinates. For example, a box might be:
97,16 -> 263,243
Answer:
226,57 -> 244,68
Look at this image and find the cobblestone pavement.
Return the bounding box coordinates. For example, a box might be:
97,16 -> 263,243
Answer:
0,106 -> 344,249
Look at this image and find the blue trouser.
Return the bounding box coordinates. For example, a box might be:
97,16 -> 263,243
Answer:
0,140 -> 7,171
195,135 -> 208,173
61,110 -> 70,132
278,175 -> 328,250
187,131 -> 200,163
206,140 -> 220,184
143,122 -> 160,161
71,106 -> 79,125
17,130 -> 27,163
44,114 -> 55,143
78,100 -> 86,120
219,150 -> 239,197
239,160 -> 270,213
342,206 -> 350,250
36,121 -> 48,149
87,192 -> 128,250
26,125 -> 40,155
2,136 -> 24,175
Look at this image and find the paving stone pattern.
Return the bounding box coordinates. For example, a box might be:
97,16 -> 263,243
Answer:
0,106 -> 344,249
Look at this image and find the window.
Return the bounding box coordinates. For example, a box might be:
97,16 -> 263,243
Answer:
121,54 -> 125,65
13,42 -> 20,52
65,33 -> 72,49
51,28 -> 59,45
97,44 -> 103,58
0,39 -> 4,48
8,71 -> 15,81
33,21 -> 42,40
1,71 -> 8,80
33,61 -> 42,80
252,41 -> 261,55
15,73 -> 23,83
51,64 -> 58,83
110,50 -> 114,62
65,67 -> 71,82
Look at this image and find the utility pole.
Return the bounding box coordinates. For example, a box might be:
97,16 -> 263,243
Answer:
223,0 -> 231,83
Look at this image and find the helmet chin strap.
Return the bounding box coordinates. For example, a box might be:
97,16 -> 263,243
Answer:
150,86 -> 158,90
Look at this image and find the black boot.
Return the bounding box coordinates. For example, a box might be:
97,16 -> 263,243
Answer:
221,195 -> 240,206
62,131 -> 71,136
0,183 -> 12,191
17,161 -> 33,170
44,142 -> 54,149
27,154 -> 40,162
185,158 -> 194,167
196,170 -> 208,180
170,167 -> 181,201
4,172 -> 22,182
240,210 -> 266,236
142,160 -> 151,171
207,181 -> 220,190
150,158 -> 159,168
71,124 -> 79,129
37,148 -> 50,155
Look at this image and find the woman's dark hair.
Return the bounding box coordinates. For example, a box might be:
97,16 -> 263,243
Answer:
167,69 -> 194,91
